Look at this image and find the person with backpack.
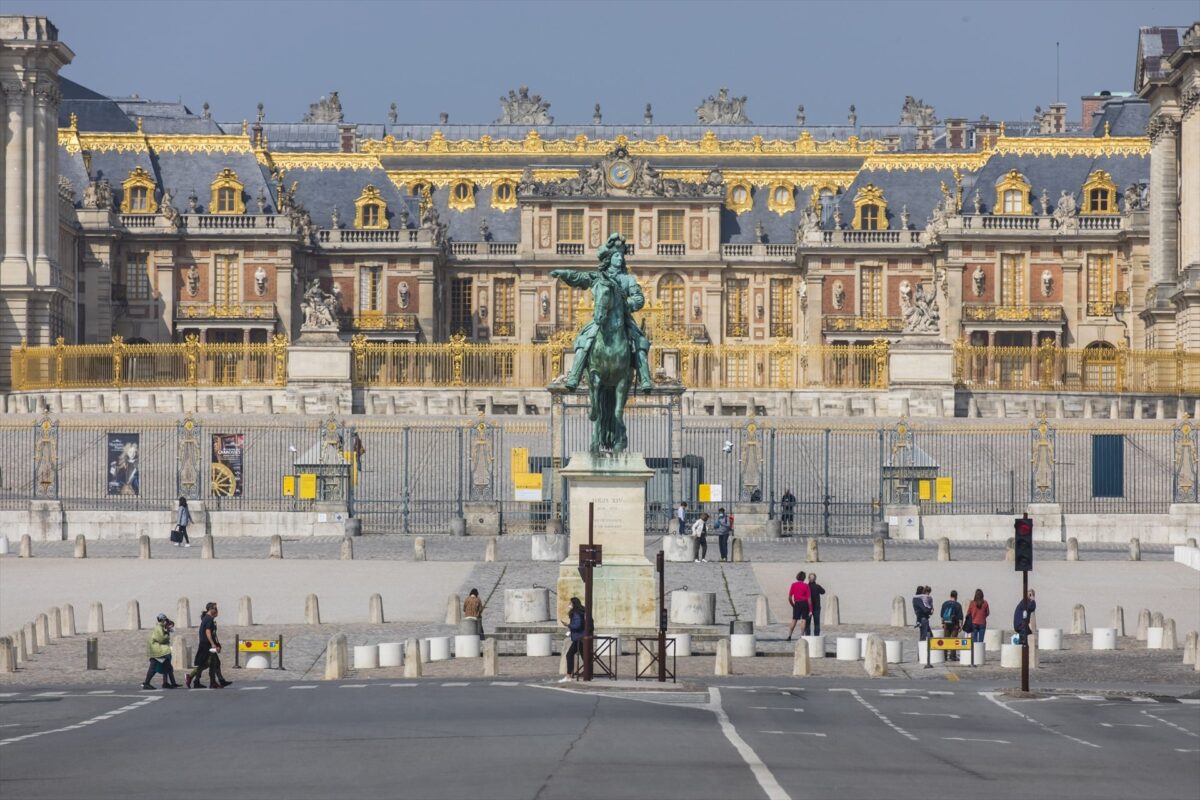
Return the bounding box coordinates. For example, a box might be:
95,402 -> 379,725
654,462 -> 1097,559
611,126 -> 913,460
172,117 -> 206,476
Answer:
940,590 -> 964,661
559,597 -> 586,683
965,589 -> 990,643
691,512 -> 709,563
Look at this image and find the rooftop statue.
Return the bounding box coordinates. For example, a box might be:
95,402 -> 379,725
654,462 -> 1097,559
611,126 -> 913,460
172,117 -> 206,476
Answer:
496,86 -> 553,125
303,91 -> 343,124
696,88 -> 752,125
550,234 -> 653,453
899,95 -> 937,126
519,146 -> 724,200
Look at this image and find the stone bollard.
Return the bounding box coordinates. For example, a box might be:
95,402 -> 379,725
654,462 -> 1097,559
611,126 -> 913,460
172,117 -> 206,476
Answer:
238,596 -> 253,627
1183,631 -> 1199,666
482,638 -> 498,677
171,635 -> 192,671
890,596 -> 907,628
305,594 -> 321,625
404,638 -> 423,678
86,637 -> 99,670
25,622 -> 39,654
14,628 -> 28,662
414,537 -> 426,561
1066,537 -> 1079,561
1129,538 -> 1141,561
806,538 -> 819,563
35,614 -> 50,648
826,595 -> 841,626
754,595 -> 770,628
88,602 -> 104,634
0,637 -> 15,673
48,607 -> 62,639
139,535 -> 151,559
485,537 -> 497,563
201,535 -> 215,559
558,647 -> 569,676
74,534 -> 87,559
793,639 -> 811,676
19,534 -> 32,558
863,635 -> 888,677
127,600 -> 141,631
714,638 -> 732,676
937,538 -> 951,562
269,534 -> 283,559
1004,538 -> 1015,562
324,634 -> 348,680
446,594 -> 462,625
1111,606 -> 1126,637
1028,634 -> 1038,669
340,538 -> 353,560
177,597 -> 192,628
369,593 -> 385,624
1151,611 -> 1165,630
0,535 -> 7,555
61,604 -> 76,636
1071,604 -> 1087,635
1162,618 -> 1177,650
873,537 -> 886,561
731,538 -> 745,563
1137,608 -> 1151,641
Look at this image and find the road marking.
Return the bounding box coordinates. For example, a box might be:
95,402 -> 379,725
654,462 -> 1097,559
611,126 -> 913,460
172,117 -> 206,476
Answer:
929,690 -> 955,695
442,682 -> 469,687
0,724 -> 19,728
903,712 -> 961,719
289,685 -> 317,690
709,688 -> 790,800
831,688 -> 918,741
1142,710 -> 1200,739
389,683 -> 418,687
1180,699 -> 1200,705
1077,694 -> 1105,701
981,692 -> 1100,749
750,707 -> 804,712
490,681 -> 519,686
87,690 -> 115,695
1130,697 -> 1158,703
0,693 -> 18,698
1100,722 -> 1151,727
1176,749 -> 1200,753
0,695 -> 161,747
760,730 -> 826,737
339,684 -> 367,689
33,692 -> 66,697
238,686 -> 266,691
944,736 -> 1010,744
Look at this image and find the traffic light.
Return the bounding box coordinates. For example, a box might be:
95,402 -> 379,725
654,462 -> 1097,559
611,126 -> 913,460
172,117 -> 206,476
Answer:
1014,516 -> 1034,572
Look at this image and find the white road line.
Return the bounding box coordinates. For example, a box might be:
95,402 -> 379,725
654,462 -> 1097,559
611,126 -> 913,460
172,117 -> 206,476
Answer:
1176,748 -> 1200,753
1077,694 -> 1105,701
0,695 -> 161,747
750,707 -> 804,712
289,685 -> 317,690
944,736 -> 1010,744
490,681 -> 519,686
1130,697 -> 1158,703
928,691 -> 955,696
0,724 -> 19,728
760,730 -> 826,737
981,692 -> 1100,749
87,690 -> 115,695
1100,722 -> 1150,728
709,688 -> 790,800
389,683 -> 418,687
1142,710 -> 1200,739
903,712 -> 961,719
339,684 -> 367,689
0,693 -> 18,698
831,688 -> 918,742
442,682 -> 469,687
33,692 -> 66,697
1179,699 -> 1200,705
238,686 -> 266,691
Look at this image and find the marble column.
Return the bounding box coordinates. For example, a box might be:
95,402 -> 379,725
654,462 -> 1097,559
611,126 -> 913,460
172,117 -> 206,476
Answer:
2,80 -> 27,281
33,86 -> 53,280
1148,115 -> 1180,289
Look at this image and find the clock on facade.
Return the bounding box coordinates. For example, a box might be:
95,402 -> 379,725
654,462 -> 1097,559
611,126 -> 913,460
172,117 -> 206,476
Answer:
607,160 -> 634,188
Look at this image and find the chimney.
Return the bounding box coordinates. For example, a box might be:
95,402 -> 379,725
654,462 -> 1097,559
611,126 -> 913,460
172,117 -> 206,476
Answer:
339,123 -> 356,153
945,118 -> 967,149
1047,103 -> 1067,133
975,116 -> 1000,150
882,134 -> 902,152
916,123 -> 934,151
1080,91 -> 1112,131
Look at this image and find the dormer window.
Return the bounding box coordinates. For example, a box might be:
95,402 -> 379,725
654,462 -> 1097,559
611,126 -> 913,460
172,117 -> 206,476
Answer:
491,179 -> 516,212
209,168 -> 245,215
361,203 -> 380,227
1082,170 -> 1118,215
851,184 -> 888,231
353,185 -> 389,230
994,169 -> 1030,215
217,187 -> 238,213
120,167 -> 158,214
448,180 -> 475,212
129,186 -> 149,211
726,181 -> 753,214
767,182 -> 795,215
860,204 -> 881,230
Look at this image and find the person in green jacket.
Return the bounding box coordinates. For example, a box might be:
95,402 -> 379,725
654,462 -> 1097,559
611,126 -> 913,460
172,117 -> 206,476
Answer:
142,613 -> 179,689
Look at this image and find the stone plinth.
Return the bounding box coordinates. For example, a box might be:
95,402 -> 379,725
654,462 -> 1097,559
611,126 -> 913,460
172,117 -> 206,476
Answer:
556,452 -> 656,629
886,505 -> 921,540
504,588 -> 550,623
1027,503 -> 1064,542
663,534 -> 698,562
889,336 -> 954,386
464,502 -> 500,536
669,591 -> 716,625
733,503 -> 769,537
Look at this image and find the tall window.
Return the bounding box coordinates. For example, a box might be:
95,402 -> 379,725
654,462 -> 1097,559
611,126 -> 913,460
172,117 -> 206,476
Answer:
726,279 -> 749,337
494,278 -> 515,336
770,278 -> 793,337
450,277 -> 473,335
361,204 -> 380,228
1087,254 -> 1114,315
658,210 -> 684,243
1002,190 -> 1024,214
217,187 -> 238,214
214,254 -> 238,307
123,253 -> 151,301
607,209 -> 634,241
556,210 -> 583,242
659,274 -> 685,329
359,266 -> 382,313
859,204 -> 881,231
860,266 -> 884,318
557,284 -> 585,329
1000,254 -> 1024,306
1088,188 -> 1110,213
128,186 -> 149,212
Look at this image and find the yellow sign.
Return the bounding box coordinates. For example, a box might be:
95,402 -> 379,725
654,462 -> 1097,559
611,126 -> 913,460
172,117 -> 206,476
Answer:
698,484 -> 722,503
935,476 -> 953,503
514,472 -> 542,490
918,480 -> 931,501
298,473 -> 317,500
511,447 -> 530,476
238,639 -> 280,652
929,638 -> 972,651
282,475 -> 295,497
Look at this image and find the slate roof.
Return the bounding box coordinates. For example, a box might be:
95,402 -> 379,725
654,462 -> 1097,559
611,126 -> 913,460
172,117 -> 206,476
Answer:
153,150 -> 272,215
836,167 -> 959,231
85,148 -> 156,210
57,77 -> 136,131
57,148 -> 91,208
969,152 -> 1148,215
1090,98 -> 1150,137
277,166 -> 406,229
1135,26 -> 1188,91
428,185 -> 521,243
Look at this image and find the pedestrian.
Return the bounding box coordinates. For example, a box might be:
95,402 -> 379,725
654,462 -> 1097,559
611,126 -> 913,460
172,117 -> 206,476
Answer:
691,512 -> 709,563
965,589 -> 989,643
186,601 -> 231,689
1025,589 -> 1038,633
1013,589 -> 1036,645
173,496 -> 192,547
352,432 -> 366,472
912,585 -> 933,641
674,502 -> 687,536
787,571 -> 811,641
780,489 -> 796,531
463,588 -> 484,639
142,613 -> 179,689
559,597 -> 586,683
806,572 -> 825,635
714,507 -> 732,562
940,590 -> 964,661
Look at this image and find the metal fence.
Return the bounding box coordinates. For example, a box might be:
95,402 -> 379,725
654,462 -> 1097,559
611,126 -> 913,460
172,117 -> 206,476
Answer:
2,415 -> 1192,534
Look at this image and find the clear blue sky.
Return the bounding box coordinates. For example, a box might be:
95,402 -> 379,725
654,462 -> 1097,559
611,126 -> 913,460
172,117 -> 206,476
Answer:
18,0 -> 1200,126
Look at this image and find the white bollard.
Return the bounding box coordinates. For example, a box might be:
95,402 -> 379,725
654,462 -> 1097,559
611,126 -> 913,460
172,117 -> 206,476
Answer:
1129,537 -> 1141,561
1146,626 -> 1165,649
983,628 -> 1002,651
19,534 -> 32,558
0,637 -> 14,674
730,634 -> 756,658
835,636 -> 861,661
340,538 -> 354,561
245,654 -> 270,670
305,594 -> 321,625
916,640 -> 946,665
1000,643 -> 1022,668
885,639 -> 903,664
1183,631 -> 1198,666
1038,628 -> 1063,650
269,534 -> 283,559
413,537 -> 426,561
526,633 -> 553,657
324,634 -> 348,680
1092,627 -> 1118,650
1137,608 -> 1152,641
127,600 -> 141,631
378,642 -> 404,668
61,605 -> 76,637
0,535 -> 7,555
238,596 -> 253,627
484,537 -> 497,563
428,636 -> 451,661
48,607 -> 61,640
937,538 -> 951,561
873,537 -> 886,561
864,635 -> 888,677
669,633 -> 692,657
25,622 -> 39,654
793,640 -> 811,676
803,635 -> 825,659
1151,611 -> 1165,629
482,639 -> 499,677
455,635 -> 481,658
1066,537 -> 1079,561
1111,606 -> 1126,637
806,538 -> 819,563
404,639 -> 423,677
201,535 -> 215,559
663,534 -> 698,562
74,534 -> 87,559
139,535 -> 151,559
754,595 -> 770,628
176,597 -> 192,629
1162,619 -> 1177,650
1028,635 -> 1038,669
369,594 -> 384,624
825,595 -> 841,626
353,645 -> 379,669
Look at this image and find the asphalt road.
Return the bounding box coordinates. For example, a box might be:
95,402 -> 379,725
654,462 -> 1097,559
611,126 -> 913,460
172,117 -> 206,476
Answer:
1,678 -> 1198,800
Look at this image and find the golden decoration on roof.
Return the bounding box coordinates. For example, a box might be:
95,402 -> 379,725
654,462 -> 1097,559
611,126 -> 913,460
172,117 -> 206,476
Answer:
269,153 -> 383,171
145,135 -> 254,155
992,134 -> 1149,158
860,151 -> 991,172
384,169 -> 578,191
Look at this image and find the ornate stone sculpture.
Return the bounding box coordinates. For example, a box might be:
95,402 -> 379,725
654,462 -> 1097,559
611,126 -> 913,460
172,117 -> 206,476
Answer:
161,188 -> 181,229
256,187 -> 268,214
848,105 -> 857,126
1041,269 -> 1054,297
644,103 -> 653,124
796,105 -> 805,126
593,103 -> 602,124
973,190 -> 982,215
496,86 -> 553,125
540,291 -> 550,318
398,204 -> 410,229
1039,189 -> 1050,216
1052,190 -> 1078,231
300,279 -> 340,330
186,264 -> 200,297
58,175 -> 75,203
696,88 -> 751,125
254,265 -> 268,296
420,202 -> 448,247
398,281 -> 410,309
901,282 -> 940,334
303,91 -> 343,123
479,220 -> 490,241
330,206 -> 341,229
972,264 -> 985,297
899,204 -> 909,230
795,205 -> 821,241
832,280 -> 845,310
518,146 -> 723,200
388,103 -> 398,125
754,221 -> 766,244
899,96 -> 936,126
83,178 -> 113,210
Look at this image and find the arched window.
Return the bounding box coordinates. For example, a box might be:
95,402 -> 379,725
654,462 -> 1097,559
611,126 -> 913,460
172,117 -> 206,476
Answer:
491,179 -> 516,212
1082,170 -> 1117,214
851,184 -> 888,231
120,167 -> 158,214
353,185 -> 389,230
449,180 -> 475,212
658,273 -> 686,329
726,181 -> 753,214
767,182 -> 795,215
209,169 -> 245,215
1082,341 -> 1118,391
994,170 -> 1030,216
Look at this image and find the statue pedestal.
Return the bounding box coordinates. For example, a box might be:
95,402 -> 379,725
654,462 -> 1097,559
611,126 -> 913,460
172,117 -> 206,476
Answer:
888,335 -> 954,386
556,452 -> 656,629
287,330 -> 351,414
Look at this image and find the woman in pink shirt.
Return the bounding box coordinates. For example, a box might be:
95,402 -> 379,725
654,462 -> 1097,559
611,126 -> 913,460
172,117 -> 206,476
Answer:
787,571 -> 812,640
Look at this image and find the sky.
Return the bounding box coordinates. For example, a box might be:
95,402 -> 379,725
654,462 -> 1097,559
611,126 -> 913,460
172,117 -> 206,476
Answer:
16,0 -> 1200,127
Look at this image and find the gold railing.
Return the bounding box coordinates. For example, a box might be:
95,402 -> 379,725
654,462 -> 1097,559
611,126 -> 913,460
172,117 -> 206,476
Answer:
954,340 -> 1200,394
11,335 -> 288,390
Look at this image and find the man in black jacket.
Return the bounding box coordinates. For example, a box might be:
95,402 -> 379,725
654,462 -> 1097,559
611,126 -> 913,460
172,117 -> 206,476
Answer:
940,590 -> 964,660
806,573 -> 826,636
